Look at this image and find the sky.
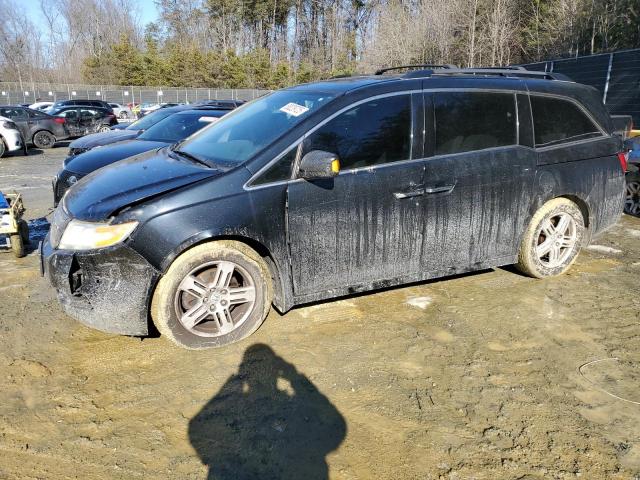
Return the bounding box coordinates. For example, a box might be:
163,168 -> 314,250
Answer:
23,0 -> 160,31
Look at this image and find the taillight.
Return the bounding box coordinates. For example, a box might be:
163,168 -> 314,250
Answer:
54,117 -> 65,124
618,151 -> 628,172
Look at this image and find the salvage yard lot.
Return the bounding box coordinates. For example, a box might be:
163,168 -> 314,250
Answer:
1,146 -> 639,479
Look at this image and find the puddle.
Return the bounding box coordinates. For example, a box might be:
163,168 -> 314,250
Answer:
579,358 -> 640,405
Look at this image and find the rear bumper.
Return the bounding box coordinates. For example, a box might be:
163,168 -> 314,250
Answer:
41,233 -> 160,336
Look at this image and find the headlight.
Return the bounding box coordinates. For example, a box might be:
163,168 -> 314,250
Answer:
66,175 -> 79,186
2,121 -> 18,130
58,220 -> 139,250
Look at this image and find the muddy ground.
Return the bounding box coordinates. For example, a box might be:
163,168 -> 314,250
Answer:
0,145 -> 639,479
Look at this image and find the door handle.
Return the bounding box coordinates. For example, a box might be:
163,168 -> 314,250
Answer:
424,184 -> 455,195
394,188 -> 425,199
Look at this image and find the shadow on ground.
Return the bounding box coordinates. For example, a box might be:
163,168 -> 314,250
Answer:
189,344 -> 347,480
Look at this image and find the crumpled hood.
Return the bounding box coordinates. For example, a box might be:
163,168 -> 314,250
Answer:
64,147 -> 222,221
68,129 -> 140,150
65,139 -> 168,175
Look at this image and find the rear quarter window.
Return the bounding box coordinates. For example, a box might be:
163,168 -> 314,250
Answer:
434,92 -> 517,155
530,95 -> 602,147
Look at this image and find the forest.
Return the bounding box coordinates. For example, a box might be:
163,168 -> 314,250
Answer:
1,0 -> 638,89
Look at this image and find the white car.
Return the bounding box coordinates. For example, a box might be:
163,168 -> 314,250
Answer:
108,103 -> 133,119
0,116 -> 25,157
28,101 -> 54,111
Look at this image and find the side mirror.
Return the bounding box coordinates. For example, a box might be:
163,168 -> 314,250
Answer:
299,150 -> 341,180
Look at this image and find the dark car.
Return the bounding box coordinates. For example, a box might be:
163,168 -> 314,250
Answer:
42,67 -> 625,350
624,135 -> 640,215
53,107 -> 231,204
65,102 -> 235,158
47,106 -> 117,138
0,106 -> 69,149
50,99 -> 114,112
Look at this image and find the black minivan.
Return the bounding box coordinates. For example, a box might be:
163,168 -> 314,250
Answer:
41,67 -> 626,349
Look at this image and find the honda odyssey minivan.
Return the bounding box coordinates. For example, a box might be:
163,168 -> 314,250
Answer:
41,66 -> 626,349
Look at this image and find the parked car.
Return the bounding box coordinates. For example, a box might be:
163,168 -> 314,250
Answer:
42,67 -> 625,350
624,135 -> 640,216
47,106 -> 117,138
0,106 -> 69,149
29,101 -> 54,111
108,103 -> 133,119
0,115 -> 26,157
49,99 -> 114,113
65,102 -> 237,158
54,106 -> 232,204
139,102 -> 182,118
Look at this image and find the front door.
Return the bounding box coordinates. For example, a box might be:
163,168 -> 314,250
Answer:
287,93 -> 427,297
58,108 -> 81,136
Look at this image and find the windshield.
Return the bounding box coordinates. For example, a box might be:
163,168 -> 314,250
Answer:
125,109 -> 175,131
139,111 -> 225,143
177,90 -> 334,166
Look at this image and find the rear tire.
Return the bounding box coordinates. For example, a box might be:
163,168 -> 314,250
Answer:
151,241 -> 273,350
99,125 -> 111,133
11,233 -> 25,258
119,111 -> 128,119
32,130 -> 55,149
0,139 -> 5,158
516,198 -> 585,278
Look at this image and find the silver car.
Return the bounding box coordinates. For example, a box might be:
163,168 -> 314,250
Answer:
0,115 -> 25,157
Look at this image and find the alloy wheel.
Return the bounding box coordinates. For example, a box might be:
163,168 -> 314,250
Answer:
535,212 -> 578,268
624,181 -> 640,216
174,260 -> 256,337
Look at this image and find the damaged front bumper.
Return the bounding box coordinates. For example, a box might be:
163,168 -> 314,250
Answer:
41,233 -> 160,336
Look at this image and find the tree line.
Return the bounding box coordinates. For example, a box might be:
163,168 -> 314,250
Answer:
1,0 -> 638,89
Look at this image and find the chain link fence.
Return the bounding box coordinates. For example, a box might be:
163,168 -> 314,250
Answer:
0,82 -> 271,106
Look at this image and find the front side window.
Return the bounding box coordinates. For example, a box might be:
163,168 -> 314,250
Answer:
434,92 -> 517,155
252,146 -> 298,185
176,90 -> 335,168
301,94 -> 412,171
530,95 -> 602,147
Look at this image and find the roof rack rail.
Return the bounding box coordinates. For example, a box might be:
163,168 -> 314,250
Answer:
375,64 -> 456,75
430,68 -> 570,81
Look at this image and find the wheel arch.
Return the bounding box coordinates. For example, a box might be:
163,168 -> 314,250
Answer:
31,128 -> 56,143
558,194 -> 591,231
156,233 -> 290,314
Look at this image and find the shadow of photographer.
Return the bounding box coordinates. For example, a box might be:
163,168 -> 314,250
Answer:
189,343 -> 347,480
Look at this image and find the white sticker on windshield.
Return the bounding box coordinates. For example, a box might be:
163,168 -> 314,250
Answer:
199,116 -> 220,123
279,102 -> 309,117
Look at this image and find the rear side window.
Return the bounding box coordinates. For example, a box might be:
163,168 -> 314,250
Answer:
434,92 -> 516,155
530,96 -> 602,147
28,109 -> 48,119
302,94 -> 412,170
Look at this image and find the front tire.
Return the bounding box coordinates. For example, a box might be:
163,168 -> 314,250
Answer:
516,198 -> 585,278
32,130 -> 55,149
151,241 -> 273,350
99,125 -> 112,133
11,233 -> 25,258
0,139 -> 5,157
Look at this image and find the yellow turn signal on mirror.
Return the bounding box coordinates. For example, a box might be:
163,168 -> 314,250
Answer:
331,158 -> 340,173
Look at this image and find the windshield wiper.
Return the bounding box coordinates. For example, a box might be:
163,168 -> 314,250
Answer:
170,148 -> 211,168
